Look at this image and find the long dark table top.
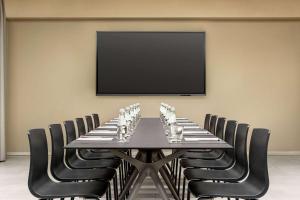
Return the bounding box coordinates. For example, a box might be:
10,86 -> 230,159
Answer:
65,118 -> 232,150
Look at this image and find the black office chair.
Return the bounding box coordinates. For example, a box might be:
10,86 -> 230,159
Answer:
182,117 -> 226,159
92,113 -> 101,128
188,129 -> 270,200
28,128 -> 109,200
75,118 -> 116,160
175,116 -> 225,188
215,117 -> 226,139
86,115 -> 94,132
187,114 -> 220,154
208,115 -> 218,135
63,120 -> 120,169
203,114 -> 211,130
184,123 -> 249,181
180,120 -> 237,169
75,117 -> 86,136
181,123 -> 249,199
49,123 -> 118,199
65,120 -> 127,195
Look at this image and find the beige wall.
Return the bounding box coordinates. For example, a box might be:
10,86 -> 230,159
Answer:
4,0 -> 300,19
6,19 -> 300,152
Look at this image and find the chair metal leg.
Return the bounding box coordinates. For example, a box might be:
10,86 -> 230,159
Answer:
171,159 -> 175,176
121,162 -> 125,189
119,164 -> 123,191
178,164 -> 182,195
124,160 -> 128,180
182,176 -> 186,200
174,158 -> 178,185
113,175 -> 118,200
187,188 -> 190,200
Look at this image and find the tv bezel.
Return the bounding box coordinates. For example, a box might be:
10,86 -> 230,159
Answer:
96,31 -> 206,96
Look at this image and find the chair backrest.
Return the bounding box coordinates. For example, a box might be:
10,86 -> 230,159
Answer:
28,129 -> 50,197
75,117 -> 86,136
92,113 -> 100,128
209,115 -> 218,135
64,120 -> 77,158
224,120 -> 237,146
215,117 -> 226,139
203,114 -> 211,130
85,115 -> 94,132
49,124 -> 65,177
234,123 -> 249,169
224,120 -> 237,157
248,128 -> 270,195
64,120 -> 77,142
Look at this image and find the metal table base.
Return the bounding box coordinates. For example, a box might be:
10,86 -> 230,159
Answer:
111,149 -> 186,200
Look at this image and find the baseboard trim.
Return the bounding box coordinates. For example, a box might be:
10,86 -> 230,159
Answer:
6,151 -> 300,156
268,151 -> 300,156
7,152 -> 30,156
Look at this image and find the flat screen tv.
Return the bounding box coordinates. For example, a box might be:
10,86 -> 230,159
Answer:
96,32 -> 206,95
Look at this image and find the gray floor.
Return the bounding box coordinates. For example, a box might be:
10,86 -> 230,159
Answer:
0,156 -> 299,199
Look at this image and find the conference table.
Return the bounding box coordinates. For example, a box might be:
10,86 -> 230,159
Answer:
66,118 -> 232,200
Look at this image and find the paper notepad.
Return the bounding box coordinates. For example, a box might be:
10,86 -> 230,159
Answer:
77,137 -> 114,141
105,122 -> 118,125
183,126 -> 200,129
177,123 -> 198,126
184,137 -> 219,141
183,130 -> 209,134
89,130 -> 117,134
97,126 -> 117,129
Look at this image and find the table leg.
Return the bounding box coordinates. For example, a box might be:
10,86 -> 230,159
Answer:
110,149 -> 187,200
159,166 -> 180,200
126,168 -> 148,200
153,151 -> 181,200
149,168 -> 169,200
118,168 -> 138,200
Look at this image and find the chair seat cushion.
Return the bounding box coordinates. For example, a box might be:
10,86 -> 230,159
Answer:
181,150 -> 223,159
188,180 -> 264,199
33,179 -> 108,199
180,156 -> 232,169
70,158 -> 121,169
184,167 -> 243,181
54,167 -> 115,181
79,149 -> 119,159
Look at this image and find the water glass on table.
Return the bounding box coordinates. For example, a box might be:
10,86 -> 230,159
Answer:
117,125 -> 127,142
168,125 -> 183,143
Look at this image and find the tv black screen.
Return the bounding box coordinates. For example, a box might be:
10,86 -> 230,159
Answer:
96,32 -> 206,95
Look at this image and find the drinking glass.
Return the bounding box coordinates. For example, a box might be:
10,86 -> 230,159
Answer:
168,125 -> 183,143
175,126 -> 183,142
117,125 -> 127,142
